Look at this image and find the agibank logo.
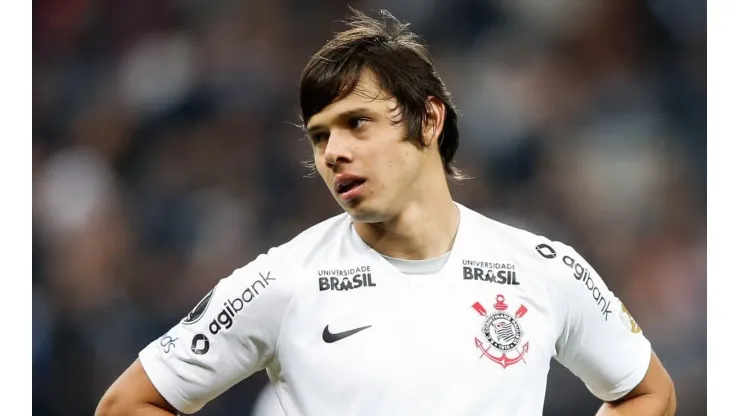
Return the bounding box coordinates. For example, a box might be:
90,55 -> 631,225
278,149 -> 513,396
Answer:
182,272 -> 277,335
561,255 -> 612,321
535,243 -> 613,321
208,272 -> 276,335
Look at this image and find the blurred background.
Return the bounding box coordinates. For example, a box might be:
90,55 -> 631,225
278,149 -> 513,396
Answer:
32,0 -> 706,415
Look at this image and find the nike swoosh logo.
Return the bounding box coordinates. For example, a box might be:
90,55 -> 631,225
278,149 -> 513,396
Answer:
322,325 -> 372,343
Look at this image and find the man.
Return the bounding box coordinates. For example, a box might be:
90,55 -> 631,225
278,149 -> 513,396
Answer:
96,8 -> 676,416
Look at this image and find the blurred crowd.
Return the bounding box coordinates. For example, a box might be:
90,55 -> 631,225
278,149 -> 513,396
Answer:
32,0 -> 706,415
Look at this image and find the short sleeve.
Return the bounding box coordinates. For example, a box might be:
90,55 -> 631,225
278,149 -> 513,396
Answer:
549,242 -> 652,403
138,248 -> 293,414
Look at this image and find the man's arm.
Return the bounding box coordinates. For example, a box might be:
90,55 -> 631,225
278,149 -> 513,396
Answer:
96,248 -> 292,415
95,359 -> 177,416
596,351 -> 677,416
543,240 -> 676,415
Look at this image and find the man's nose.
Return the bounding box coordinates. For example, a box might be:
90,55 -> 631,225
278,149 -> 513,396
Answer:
323,132 -> 354,169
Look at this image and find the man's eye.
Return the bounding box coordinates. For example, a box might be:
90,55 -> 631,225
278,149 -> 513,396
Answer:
349,117 -> 369,130
311,132 -> 329,143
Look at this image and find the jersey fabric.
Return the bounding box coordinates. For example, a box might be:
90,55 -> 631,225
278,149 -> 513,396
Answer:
139,203 -> 652,415
252,384 -> 286,416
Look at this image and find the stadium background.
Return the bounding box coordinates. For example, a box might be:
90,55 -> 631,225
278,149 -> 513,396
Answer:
32,0 -> 706,415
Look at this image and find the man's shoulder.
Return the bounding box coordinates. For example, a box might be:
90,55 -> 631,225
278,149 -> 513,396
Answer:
264,212 -> 352,265
222,213 -> 351,293
462,204 -> 547,245
460,203 -> 575,266
284,211 -> 350,247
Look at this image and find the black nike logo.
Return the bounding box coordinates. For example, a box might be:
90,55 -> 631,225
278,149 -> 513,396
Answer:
322,325 -> 372,343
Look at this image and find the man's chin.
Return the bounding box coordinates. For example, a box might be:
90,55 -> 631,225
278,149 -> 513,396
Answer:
342,200 -> 386,224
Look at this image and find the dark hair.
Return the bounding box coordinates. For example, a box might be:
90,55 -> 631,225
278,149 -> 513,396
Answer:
299,8 -> 464,179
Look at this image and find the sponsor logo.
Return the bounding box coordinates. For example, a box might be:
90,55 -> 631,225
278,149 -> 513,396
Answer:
462,260 -> 520,285
322,325 -> 372,343
208,272 -> 276,335
318,266 -> 376,291
535,243 -> 557,259
191,334 -> 210,355
561,255 -> 612,321
462,260 -> 519,285
182,289 -> 215,325
159,334 -> 178,354
617,299 -> 642,334
318,266 -> 372,277
533,243 -> 613,321
471,294 -> 530,369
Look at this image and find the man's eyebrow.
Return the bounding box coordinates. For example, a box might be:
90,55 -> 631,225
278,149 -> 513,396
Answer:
306,107 -> 372,134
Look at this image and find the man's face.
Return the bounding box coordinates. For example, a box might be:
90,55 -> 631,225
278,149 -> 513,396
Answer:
305,71 -> 425,223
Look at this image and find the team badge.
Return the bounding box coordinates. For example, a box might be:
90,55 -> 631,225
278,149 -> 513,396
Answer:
472,294 -> 530,369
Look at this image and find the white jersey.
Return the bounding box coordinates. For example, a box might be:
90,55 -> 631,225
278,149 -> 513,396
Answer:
251,384 -> 286,416
140,203 -> 652,415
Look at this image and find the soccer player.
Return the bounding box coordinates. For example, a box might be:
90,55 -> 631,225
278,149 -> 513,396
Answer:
96,9 -> 676,416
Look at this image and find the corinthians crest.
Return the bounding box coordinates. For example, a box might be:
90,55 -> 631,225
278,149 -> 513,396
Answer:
472,294 -> 530,369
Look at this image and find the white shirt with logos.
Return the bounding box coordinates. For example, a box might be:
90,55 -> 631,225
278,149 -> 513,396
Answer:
139,203 -> 652,415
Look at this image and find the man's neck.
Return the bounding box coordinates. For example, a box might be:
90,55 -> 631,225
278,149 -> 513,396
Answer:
353,197 -> 460,261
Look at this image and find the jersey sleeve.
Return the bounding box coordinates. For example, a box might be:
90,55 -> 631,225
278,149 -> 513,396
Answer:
550,242 -> 652,403
138,248 -> 293,414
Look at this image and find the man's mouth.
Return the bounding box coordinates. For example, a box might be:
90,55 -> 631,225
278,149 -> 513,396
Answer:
337,179 -> 366,195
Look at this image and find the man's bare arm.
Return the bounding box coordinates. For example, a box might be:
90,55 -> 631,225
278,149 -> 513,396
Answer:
596,351 -> 677,416
95,358 -> 179,416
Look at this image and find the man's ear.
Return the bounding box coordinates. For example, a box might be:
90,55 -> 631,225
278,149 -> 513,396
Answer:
422,96 -> 446,148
